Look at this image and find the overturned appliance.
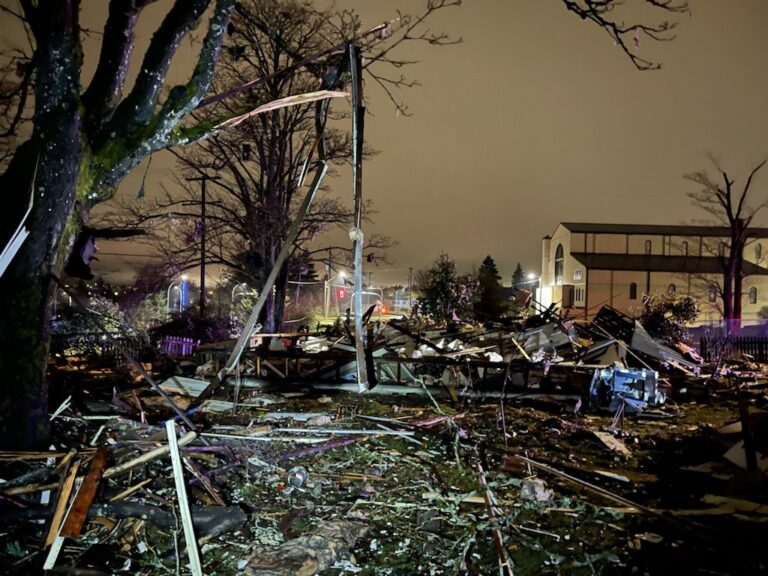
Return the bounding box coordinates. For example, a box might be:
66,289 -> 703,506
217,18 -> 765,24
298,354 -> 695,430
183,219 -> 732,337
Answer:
589,365 -> 664,412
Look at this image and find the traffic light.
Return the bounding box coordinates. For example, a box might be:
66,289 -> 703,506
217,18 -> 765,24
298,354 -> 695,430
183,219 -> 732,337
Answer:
336,287 -> 348,299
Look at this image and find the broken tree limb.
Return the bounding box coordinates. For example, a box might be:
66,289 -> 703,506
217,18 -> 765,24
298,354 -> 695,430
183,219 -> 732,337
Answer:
191,162 -> 329,406
166,421 -> 203,576
102,430 -> 197,479
214,90 -> 347,130
1,504 -> 248,537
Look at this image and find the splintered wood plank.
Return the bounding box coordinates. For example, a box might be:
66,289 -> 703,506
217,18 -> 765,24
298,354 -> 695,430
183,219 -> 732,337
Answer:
44,459 -> 81,548
166,420 -> 203,576
59,447 -> 109,538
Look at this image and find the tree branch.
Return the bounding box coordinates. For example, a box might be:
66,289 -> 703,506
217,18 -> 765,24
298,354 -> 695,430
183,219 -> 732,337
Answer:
99,0 -> 236,190
82,0 -> 158,132
110,0 -> 212,132
561,0 -> 689,70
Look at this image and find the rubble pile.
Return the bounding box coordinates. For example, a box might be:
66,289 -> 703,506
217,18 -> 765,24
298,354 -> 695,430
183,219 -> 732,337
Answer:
2,305 -> 768,575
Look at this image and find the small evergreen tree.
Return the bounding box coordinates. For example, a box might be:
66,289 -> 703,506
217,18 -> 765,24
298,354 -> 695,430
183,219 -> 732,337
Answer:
511,262 -> 526,288
476,255 -> 507,320
414,253 -> 479,326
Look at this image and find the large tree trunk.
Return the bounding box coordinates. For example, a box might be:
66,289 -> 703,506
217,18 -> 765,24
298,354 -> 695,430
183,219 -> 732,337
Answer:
0,1 -> 83,449
733,263 -> 744,332
721,273 -> 733,326
731,225 -> 747,332
273,266 -> 289,331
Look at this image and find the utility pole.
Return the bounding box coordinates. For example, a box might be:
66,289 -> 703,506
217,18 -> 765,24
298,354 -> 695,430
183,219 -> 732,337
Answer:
186,174 -> 220,317
408,267 -> 413,311
349,42 -> 368,392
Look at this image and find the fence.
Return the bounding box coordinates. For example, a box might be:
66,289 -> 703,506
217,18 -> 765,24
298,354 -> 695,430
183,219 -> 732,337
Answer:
699,336 -> 768,362
51,332 -> 152,365
159,336 -> 198,357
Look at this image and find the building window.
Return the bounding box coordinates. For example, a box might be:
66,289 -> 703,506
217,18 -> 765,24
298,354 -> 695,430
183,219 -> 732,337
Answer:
573,268 -> 582,281
749,286 -> 758,304
629,282 -> 637,300
681,241 -> 688,256
718,242 -> 726,257
709,287 -> 717,302
554,244 -> 564,285
667,283 -> 676,296
644,240 -> 652,255
756,243 -> 763,261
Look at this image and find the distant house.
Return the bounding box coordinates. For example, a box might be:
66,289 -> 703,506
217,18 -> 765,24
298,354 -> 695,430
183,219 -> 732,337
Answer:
538,223 -> 768,322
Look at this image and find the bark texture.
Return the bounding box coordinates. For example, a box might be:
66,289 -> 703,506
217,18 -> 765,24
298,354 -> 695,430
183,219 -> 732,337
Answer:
0,0 -> 235,449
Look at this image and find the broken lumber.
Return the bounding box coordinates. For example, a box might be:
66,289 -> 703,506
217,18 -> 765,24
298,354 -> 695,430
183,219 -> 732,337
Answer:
60,447 -> 109,538
102,430 -> 197,479
44,459 -> 81,548
166,420 -> 203,576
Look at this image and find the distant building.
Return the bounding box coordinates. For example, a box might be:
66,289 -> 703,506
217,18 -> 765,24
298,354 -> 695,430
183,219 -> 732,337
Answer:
538,223 -> 768,322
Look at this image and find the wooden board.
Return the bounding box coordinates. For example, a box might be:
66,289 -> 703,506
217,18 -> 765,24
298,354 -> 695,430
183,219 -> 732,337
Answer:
59,447 -> 109,538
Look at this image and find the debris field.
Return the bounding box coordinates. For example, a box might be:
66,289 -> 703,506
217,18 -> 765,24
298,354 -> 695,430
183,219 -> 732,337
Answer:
2,305 -> 768,575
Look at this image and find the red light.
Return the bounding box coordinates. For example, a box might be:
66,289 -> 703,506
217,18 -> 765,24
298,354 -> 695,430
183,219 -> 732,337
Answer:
336,287 -> 347,299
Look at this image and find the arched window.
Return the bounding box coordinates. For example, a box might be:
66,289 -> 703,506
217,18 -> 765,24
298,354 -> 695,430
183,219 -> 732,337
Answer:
554,244 -> 564,285
755,243 -> 763,261
709,287 -> 717,302
644,240 -> 652,255
718,242 -> 726,257
681,241 -> 688,256
629,282 -> 638,300
749,286 -> 758,304
667,283 -> 676,297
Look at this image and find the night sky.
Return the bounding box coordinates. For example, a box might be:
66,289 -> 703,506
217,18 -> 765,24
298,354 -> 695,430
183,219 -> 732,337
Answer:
329,0 -> 768,286
21,0 -> 768,287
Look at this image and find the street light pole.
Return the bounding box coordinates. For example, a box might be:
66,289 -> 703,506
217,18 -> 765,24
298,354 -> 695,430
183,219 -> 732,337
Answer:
408,267 -> 413,312
349,42 -> 368,392
166,281 -> 182,319
186,174 -> 220,317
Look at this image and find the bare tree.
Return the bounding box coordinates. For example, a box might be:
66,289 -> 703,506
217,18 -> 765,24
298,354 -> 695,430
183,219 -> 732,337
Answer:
115,0 -> 467,330
685,157 -> 767,329
562,0 -> 689,70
